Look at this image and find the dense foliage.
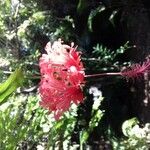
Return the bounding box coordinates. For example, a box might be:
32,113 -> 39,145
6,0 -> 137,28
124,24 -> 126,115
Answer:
0,0 -> 150,149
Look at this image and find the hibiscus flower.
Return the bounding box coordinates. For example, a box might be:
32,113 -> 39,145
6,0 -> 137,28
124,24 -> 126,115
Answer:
39,39 -> 85,120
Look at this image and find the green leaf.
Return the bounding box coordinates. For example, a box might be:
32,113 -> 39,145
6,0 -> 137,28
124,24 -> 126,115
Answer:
88,5 -> 105,32
80,130 -> 89,144
54,120 -> 64,130
109,10 -> 118,27
77,0 -> 88,14
122,117 -> 139,137
0,68 -> 24,105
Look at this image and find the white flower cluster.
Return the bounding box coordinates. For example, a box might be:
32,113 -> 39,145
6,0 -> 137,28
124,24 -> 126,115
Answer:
130,123 -> 150,141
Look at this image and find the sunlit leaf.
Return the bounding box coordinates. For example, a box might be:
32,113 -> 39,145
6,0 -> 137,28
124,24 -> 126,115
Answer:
0,68 -> 24,105
80,130 -> 89,144
122,117 -> 139,137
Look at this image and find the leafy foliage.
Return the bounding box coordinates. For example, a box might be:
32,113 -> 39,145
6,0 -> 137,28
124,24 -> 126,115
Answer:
0,68 -> 24,105
110,118 -> 150,150
80,94 -> 104,146
84,41 -> 131,74
0,0 -> 149,149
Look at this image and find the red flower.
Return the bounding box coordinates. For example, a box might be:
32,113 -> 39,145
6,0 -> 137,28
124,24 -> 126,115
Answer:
39,39 -> 85,120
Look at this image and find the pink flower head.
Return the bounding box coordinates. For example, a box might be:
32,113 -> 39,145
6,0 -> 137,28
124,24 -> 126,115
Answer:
39,39 -> 85,120
121,59 -> 150,80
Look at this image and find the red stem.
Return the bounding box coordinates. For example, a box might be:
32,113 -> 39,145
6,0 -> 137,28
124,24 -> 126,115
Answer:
85,72 -> 122,78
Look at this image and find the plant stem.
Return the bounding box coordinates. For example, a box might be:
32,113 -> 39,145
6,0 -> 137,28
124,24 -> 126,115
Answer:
85,72 -> 121,78
80,143 -> 83,150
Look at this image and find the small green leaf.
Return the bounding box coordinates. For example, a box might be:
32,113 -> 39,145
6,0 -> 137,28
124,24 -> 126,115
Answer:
88,5 -> 105,32
77,0 -> 88,14
0,68 -> 24,105
109,10 -> 118,27
54,120 -> 64,130
80,130 -> 89,144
